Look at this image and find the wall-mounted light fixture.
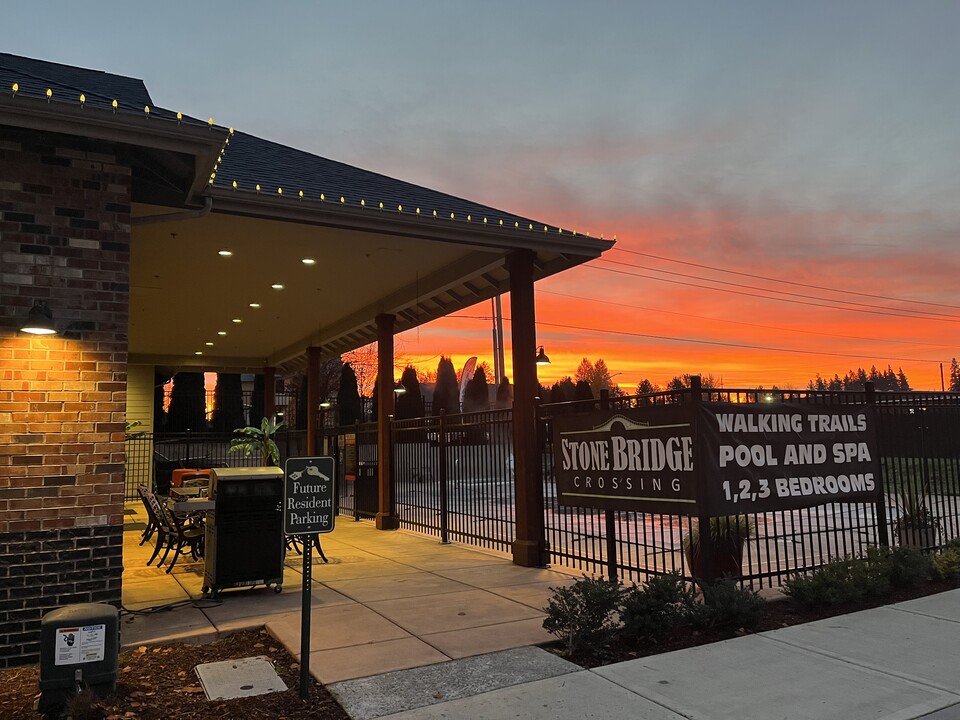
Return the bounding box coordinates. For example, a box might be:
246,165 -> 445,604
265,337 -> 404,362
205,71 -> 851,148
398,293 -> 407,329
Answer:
394,381 -> 407,395
535,345 -> 551,365
20,301 -> 58,335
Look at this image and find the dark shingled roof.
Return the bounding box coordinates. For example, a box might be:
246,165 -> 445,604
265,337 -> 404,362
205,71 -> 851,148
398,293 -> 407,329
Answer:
1,52 -> 578,234
212,131 -> 545,229
0,52 -> 153,112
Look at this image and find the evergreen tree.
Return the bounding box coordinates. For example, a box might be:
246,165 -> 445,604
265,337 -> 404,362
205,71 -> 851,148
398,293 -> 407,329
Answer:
950,358 -> 960,392
395,365 -> 425,419
495,376 -> 512,409
432,357 -> 460,414
636,379 -> 661,395
336,363 -> 362,425
463,365 -> 490,412
295,380 -> 308,429
166,372 -> 207,432
210,373 -> 245,432
574,380 -> 594,402
371,375 -> 379,422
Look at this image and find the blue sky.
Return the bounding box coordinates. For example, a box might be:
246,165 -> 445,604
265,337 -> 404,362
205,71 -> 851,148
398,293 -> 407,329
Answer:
6,1 -> 959,388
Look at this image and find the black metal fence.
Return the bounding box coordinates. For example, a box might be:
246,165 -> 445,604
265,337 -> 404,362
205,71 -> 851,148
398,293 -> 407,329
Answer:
540,386 -> 960,587
124,429 -> 308,498
391,410 -> 515,553
126,386 -> 960,589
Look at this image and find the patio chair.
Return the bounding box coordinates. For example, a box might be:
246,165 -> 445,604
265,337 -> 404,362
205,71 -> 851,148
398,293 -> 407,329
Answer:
137,485 -> 158,545
142,489 -> 204,573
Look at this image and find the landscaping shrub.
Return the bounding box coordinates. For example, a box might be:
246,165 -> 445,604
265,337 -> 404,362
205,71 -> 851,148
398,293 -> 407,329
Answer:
866,546 -> 933,588
689,579 -> 765,633
543,576 -> 622,655
783,555 -> 890,607
620,572 -> 696,643
933,547 -> 960,585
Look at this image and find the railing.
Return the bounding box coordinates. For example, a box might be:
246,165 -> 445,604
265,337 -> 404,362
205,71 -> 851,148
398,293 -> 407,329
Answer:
127,388 -> 960,588
123,429 -> 309,498
540,387 -> 960,587
391,409 -> 515,553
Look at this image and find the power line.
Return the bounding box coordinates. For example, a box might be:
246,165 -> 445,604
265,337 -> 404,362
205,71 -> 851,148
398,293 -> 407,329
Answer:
533,319 -> 947,365
586,263 -> 960,324
596,258 -> 960,320
539,289 -> 951,350
610,246 -> 960,312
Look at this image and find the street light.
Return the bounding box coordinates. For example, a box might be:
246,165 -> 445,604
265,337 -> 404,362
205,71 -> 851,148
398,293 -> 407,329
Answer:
535,345 -> 551,365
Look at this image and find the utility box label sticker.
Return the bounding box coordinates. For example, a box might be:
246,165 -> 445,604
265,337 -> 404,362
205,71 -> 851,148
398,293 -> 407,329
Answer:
55,624 -> 106,665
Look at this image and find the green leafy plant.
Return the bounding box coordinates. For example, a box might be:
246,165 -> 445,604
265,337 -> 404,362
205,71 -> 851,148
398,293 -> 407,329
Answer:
932,543 -> 960,585
865,546 -> 932,588
689,578 -> 765,633
543,576 -> 622,656
783,555 -> 891,607
895,477 -> 939,532
682,515 -> 755,579
620,572 -> 696,643
229,416 -> 285,466
124,419 -> 145,439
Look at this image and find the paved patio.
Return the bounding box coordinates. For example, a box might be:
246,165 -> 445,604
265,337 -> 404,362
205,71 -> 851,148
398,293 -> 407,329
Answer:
120,502 -> 577,684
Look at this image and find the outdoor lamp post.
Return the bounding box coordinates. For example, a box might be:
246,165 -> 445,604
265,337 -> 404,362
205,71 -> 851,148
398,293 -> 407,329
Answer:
535,345 -> 551,365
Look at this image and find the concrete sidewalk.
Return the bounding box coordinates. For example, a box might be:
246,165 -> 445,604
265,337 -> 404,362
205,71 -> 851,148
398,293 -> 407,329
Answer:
333,589 -> 960,720
122,504 -> 960,719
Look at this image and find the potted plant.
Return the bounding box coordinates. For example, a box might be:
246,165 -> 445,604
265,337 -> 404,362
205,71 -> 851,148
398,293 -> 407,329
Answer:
895,477 -> 939,550
229,416 -> 285,466
682,515 -> 755,580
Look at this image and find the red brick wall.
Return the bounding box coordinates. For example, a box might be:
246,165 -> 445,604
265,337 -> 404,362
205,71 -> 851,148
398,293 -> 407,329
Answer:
0,127 -> 129,666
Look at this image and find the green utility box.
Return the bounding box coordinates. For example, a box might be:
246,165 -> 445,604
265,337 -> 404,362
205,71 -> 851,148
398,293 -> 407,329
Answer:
38,603 -> 119,714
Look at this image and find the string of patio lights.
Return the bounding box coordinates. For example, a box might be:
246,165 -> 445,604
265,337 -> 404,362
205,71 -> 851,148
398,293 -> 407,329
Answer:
8,79 -> 615,242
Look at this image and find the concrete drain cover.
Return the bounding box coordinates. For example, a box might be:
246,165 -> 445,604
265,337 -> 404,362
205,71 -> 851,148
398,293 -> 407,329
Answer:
195,656 -> 288,701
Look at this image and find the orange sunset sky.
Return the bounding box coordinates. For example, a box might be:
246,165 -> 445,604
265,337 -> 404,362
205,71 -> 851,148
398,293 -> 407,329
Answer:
11,2 -> 959,391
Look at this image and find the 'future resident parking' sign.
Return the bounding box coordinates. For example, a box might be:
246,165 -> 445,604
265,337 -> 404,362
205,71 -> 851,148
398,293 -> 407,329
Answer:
283,456 -> 336,534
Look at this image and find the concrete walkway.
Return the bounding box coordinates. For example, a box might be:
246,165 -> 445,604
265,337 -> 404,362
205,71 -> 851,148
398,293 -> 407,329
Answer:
122,504 -> 960,719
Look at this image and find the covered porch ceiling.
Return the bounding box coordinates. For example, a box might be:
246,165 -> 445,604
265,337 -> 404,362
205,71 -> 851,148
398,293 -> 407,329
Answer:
130,195 -> 610,373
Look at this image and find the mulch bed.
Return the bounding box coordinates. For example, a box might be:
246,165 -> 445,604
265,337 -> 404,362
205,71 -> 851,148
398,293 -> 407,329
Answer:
0,628 -> 349,720
552,577 -> 955,669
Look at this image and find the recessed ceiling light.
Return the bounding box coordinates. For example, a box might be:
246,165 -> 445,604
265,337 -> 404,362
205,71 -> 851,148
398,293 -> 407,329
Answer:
249,302 -> 261,309
205,342 -> 214,346
194,351 -> 203,355
218,249 -> 233,257
217,330 -> 227,336
232,318 -> 242,324
271,283 -> 284,290
302,258 -> 316,265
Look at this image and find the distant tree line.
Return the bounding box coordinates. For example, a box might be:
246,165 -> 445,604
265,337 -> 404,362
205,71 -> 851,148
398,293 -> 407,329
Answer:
807,365 -> 910,392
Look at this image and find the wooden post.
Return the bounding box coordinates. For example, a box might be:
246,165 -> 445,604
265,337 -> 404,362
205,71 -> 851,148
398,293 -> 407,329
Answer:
375,314 -> 400,530
508,250 -> 547,567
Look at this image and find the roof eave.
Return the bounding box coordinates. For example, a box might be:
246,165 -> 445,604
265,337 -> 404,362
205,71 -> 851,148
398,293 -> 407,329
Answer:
205,187 -> 615,260
0,95 -> 225,202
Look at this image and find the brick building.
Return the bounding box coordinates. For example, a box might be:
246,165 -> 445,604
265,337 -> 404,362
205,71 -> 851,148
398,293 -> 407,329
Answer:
0,53 -> 611,666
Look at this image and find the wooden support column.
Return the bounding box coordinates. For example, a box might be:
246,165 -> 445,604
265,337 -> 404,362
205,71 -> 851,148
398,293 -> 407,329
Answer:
306,347 -> 321,455
376,313 -> 400,530
263,366 -> 277,420
508,250 -> 547,567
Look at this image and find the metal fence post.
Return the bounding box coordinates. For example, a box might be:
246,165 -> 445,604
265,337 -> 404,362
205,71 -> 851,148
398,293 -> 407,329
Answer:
599,389 -> 618,582
690,375 -> 716,583
866,382 -> 890,547
439,410 -> 450,544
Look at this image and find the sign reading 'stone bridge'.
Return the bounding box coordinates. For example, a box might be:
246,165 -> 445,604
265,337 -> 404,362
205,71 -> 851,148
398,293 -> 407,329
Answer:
553,406 -> 699,514
552,402 -> 881,516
